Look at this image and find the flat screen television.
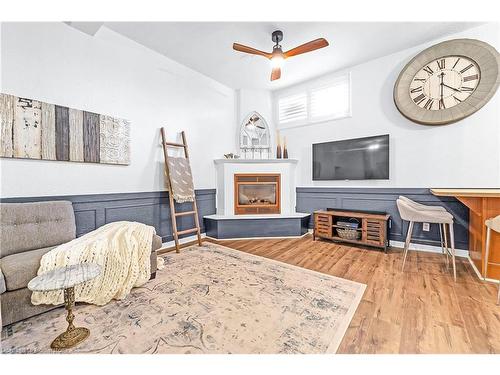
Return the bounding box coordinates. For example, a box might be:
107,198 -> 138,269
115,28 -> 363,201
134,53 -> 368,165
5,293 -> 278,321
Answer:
313,134 -> 389,180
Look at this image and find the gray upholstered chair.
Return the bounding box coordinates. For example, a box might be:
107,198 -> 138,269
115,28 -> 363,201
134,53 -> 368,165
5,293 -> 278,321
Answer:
398,195 -> 447,212
484,215 -> 500,305
399,196 -> 451,261
0,201 -> 162,326
396,196 -> 457,281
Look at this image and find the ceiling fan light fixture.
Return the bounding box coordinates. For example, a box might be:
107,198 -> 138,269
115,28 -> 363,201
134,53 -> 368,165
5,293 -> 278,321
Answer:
270,54 -> 284,68
233,30 -> 329,81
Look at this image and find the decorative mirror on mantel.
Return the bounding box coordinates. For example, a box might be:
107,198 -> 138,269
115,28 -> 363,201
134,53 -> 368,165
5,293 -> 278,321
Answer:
239,111 -> 271,159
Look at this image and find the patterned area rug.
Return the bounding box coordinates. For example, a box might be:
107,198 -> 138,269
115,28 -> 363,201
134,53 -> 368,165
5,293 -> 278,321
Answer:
1,243 -> 365,354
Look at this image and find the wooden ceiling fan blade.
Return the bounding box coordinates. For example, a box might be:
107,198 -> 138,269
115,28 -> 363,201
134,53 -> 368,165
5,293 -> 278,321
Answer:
233,43 -> 272,58
284,38 -> 329,58
271,67 -> 281,81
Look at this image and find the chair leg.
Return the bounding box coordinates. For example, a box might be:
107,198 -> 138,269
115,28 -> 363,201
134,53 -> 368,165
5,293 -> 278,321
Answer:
401,221 -> 414,272
485,227 -> 498,304
449,223 -> 457,282
443,223 -> 450,269
439,224 -> 445,254
485,227 -> 491,278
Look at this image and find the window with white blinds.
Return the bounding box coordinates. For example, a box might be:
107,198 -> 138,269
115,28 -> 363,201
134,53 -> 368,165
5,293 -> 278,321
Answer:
278,93 -> 307,124
276,74 -> 351,128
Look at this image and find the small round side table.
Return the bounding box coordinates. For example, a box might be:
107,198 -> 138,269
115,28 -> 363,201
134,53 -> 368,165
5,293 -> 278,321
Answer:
28,263 -> 101,350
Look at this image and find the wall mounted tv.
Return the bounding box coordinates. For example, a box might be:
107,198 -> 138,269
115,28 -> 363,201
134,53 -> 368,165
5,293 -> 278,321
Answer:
313,134 -> 389,180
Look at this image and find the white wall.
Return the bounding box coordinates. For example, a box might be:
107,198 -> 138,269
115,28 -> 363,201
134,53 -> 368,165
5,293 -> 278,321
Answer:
0,22 -> 236,198
273,22 -> 500,188
2,22 -> 498,198
236,88 -> 275,151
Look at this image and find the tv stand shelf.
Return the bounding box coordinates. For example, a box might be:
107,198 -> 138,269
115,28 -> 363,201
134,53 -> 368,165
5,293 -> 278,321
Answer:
313,209 -> 390,252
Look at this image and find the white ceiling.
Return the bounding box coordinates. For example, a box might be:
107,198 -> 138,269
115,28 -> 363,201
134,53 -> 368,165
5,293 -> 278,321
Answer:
103,22 -> 483,90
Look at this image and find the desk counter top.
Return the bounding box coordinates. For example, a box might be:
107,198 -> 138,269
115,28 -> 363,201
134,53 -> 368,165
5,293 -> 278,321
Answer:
430,189 -> 500,198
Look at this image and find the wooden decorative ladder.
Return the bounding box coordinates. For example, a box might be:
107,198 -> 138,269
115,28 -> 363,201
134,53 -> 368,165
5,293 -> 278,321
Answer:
160,127 -> 202,253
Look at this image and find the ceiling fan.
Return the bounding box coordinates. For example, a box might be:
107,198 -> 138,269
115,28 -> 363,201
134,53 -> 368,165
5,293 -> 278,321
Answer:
233,30 -> 329,81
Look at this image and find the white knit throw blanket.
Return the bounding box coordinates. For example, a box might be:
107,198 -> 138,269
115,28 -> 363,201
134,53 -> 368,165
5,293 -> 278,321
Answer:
31,221 -> 155,306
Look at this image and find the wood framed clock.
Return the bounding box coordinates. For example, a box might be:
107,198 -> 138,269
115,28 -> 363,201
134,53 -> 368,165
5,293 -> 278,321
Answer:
394,39 -> 500,125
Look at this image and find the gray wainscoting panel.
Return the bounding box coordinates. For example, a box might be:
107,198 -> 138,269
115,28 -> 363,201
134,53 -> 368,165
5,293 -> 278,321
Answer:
0,189 -> 216,243
205,216 -> 310,239
296,187 -> 469,250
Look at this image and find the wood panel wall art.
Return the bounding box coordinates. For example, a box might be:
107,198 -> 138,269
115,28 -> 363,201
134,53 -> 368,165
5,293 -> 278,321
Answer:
0,93 -> 130,165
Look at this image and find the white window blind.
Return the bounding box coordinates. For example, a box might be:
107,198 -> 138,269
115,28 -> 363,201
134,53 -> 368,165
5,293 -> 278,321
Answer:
276,73 -> 351,128
278,93 -> 307,124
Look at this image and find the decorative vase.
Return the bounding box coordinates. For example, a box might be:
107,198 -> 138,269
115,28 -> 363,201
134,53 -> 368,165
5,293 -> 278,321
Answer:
283,136 -> 288,159
276,130 -> 282,159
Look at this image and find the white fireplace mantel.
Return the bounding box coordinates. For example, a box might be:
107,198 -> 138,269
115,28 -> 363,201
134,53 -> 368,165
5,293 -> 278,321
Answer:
214,159 -> 299,216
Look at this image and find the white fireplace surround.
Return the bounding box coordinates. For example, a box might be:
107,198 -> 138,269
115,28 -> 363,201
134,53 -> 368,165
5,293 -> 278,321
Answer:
214,159 -> 299,217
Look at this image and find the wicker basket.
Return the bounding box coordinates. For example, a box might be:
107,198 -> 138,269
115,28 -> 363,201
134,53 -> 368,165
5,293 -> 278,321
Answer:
336,227 -> 361,240
336,218 -> 361,240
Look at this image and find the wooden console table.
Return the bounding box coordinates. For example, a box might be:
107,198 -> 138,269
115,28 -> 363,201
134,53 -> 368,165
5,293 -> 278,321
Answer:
431,189 -> 500,279
313,209 -> 390,252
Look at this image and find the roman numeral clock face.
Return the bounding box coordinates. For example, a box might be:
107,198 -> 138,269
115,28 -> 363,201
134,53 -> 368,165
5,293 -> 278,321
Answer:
394,39 -> 499,125
409,56 -> 480,110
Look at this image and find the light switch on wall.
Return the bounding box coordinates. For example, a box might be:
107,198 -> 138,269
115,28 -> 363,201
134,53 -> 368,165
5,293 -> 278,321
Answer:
423,222 -> 430,232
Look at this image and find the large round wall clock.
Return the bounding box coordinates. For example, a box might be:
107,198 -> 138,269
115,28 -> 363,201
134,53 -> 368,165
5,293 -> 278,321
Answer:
394,39 -> 500,125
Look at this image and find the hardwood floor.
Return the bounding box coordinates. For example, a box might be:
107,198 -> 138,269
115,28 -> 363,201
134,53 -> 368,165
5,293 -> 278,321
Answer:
203,235 -> 500,354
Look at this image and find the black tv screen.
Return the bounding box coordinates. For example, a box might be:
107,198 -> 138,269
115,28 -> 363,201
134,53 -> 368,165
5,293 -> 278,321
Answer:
313,135 -> 389,180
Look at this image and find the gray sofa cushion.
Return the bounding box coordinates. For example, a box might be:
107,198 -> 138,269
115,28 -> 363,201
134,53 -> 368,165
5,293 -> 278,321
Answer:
0,268 -> 5,294
1,287 -> 59,327
0,246 -> 55,291
0,201 -> 76,257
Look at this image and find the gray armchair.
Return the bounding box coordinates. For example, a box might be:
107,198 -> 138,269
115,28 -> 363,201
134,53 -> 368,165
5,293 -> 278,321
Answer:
0,201 -> 162,327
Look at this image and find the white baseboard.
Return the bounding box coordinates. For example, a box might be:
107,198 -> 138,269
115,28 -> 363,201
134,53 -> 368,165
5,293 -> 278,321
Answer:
389,240 -> 469,258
